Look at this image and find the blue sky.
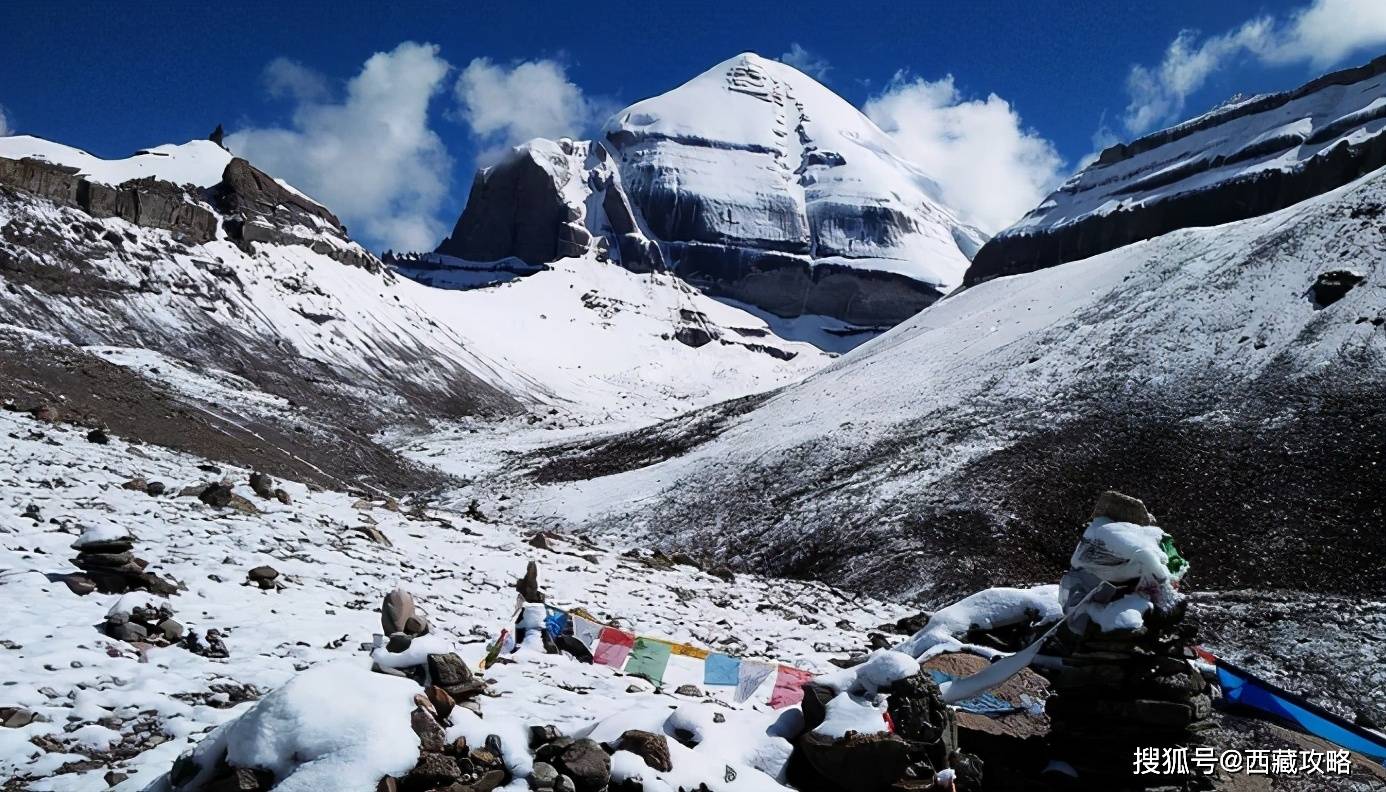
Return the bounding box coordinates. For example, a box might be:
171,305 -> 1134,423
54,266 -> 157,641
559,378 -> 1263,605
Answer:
2,0 -> 1383,250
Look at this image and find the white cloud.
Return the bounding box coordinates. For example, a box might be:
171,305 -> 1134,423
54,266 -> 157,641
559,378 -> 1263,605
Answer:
454,58 -> 600,156
864,74 -> 1066,233
779,43 -> 831,80
263,57 -> 330,104
1123,0 -> 1386,135
227,42 -> 453,252
0,105 -> 11,137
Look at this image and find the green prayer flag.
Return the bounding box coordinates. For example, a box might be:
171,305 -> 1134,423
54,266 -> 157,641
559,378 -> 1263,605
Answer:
624,637 -> 673,684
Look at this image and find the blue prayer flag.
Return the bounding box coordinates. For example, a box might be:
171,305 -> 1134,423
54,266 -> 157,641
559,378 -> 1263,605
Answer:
1217,660 -> 1386,765
704,653 -> 740,686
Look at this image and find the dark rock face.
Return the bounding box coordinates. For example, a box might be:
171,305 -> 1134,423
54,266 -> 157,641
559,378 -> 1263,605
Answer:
1311,269 -> 1366,307
214,158 -> 377,271
436,144 -> 572,265
966,53 -> 1386,286
0,157 -> 217,244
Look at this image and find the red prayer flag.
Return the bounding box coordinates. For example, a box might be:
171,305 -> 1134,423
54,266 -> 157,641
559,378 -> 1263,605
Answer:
769,665 -> 815,709
592,627 -> 636,668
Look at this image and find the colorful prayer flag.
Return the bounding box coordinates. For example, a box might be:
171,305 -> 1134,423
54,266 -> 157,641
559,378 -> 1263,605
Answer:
669,642 -> 710,660
1217,659 -> 1386,763
769,665 -> 815,709
572,615 -> 603,649
625,637 -> 674,684
735,661 -> 775,703
593,627 -> 635,668
704,653 -> 741,686
544,610 -> 570,638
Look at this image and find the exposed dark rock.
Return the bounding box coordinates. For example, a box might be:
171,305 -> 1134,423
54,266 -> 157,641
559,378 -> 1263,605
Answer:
246,566 -> 279,589
966,54 -> 1386,286
427,653 -> 475,689
673,326 -> 714,348
437,143 -> 571,265
517,560 -> 545,603
381,588 -> 419,635
198,483 -> 234,508
0,156 -> 219,244
248,472 -> 274,499
614,730 -> 672,772
552,739 -> 610,792
1311,269 -> 1366,308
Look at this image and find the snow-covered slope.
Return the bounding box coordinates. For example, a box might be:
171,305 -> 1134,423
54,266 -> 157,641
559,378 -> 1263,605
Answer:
0,136 -> 234,188
0,134 -> 828,453
437,53 -> 985,335
517,163 -> 1386,603
967,53 -> 1386,284
0,404 -> 909,790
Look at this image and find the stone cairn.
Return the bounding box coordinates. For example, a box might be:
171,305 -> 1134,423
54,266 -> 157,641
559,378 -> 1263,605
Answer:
793,672 -> 982,792
367,587 -> 514,792
68,526 -> 177,596
102,596 -> 183,645
1044,492 -> 1213,790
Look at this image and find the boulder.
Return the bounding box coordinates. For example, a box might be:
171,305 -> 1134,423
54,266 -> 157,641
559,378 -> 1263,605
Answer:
552,739 -> 610,792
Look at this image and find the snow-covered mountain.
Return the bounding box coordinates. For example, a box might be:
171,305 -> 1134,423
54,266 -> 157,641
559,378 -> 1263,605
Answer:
0,134 -> 831,492
436,53 -> 986,336
966,53 -> 1386,285
519,139 -> 1386,605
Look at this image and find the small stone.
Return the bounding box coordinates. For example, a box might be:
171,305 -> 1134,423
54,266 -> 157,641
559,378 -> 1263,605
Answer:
199,483 -> 234,508
0,707 -> 38,728
427,653 -> 474,688
107,620 -> 149,642
516,560 -> 544,603
158,619 -> 185,642
403,614 -> 429,636
381,588 -> 417,635
122,477 -> 148,491
249,472 -> 274,499
426,685 -> 455,721
375,777 -> 398,792
411,706 -> 446,752
553,739 -> 610,792
387,633 -> 413,653
617,729 -> 672,772
554,776 -> 576,792
529,724 -> 561,748
64,575 -> 97,595
145,481 -> 166,496
530,761 -> 560,790
1090,490 -> 1153,525
105,771 -> 128,786
247,566 -> 279,588
473,769 -> 508,791
86,428 -> 110,445
273,489 -> 291,505
407,751 -> 460,785
673,685 -> 702,698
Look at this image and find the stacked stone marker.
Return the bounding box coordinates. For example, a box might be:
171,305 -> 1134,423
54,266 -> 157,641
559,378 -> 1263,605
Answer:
1045,493 -> 1214,790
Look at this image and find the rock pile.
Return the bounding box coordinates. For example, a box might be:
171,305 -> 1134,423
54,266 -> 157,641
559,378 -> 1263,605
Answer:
792,670 -> 981,791
102,594 -> 183,645
68,525 -> 177,596
377,701 -> 510,792
531,730 -> 611,792
1044,492 -> 1213,789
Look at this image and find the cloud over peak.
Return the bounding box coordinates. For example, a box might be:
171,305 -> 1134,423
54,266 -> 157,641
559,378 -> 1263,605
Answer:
227,42 -> 453,252
865,73 -> 1066,234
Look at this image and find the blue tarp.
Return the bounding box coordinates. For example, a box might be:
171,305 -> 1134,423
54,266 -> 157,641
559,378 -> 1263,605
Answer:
1216,660 -> 1386,765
